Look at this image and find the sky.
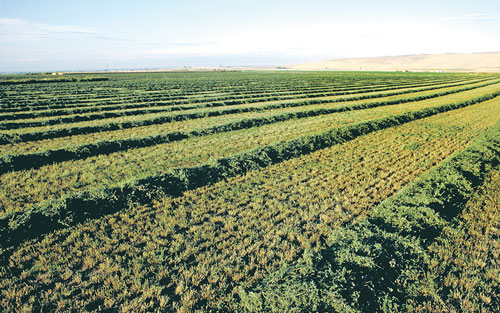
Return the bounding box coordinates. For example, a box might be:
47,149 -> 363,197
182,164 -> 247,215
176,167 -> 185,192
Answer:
1,0 -> 500,72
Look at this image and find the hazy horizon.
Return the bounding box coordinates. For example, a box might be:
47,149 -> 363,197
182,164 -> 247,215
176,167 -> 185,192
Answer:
2,0 -> 500,72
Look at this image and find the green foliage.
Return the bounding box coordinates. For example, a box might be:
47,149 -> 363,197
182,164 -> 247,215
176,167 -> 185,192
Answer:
238,250 -> 358,313
1,78 -> 493,145
1,78 -> 493,131
1,71 -> 500,311
3,87 -> 498,254
239,119 -> 500,312
0,76 -> 108,85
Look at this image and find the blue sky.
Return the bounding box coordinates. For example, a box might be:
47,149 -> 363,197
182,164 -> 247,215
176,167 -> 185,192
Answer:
1,0 -> 500,72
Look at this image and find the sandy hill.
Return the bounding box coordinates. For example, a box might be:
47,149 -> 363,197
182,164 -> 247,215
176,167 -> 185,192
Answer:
290,52 -> 500,72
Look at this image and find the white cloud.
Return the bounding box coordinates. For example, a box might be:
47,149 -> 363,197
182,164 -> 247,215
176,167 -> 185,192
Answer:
134,19 -> 500,59
441,13 -> 500,22
2,16 -> 500,71
0,18 -> 129,42
0,18 -> 96,39
15,56 -> 40,63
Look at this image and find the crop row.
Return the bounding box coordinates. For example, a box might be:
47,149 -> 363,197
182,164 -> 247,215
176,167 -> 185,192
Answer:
0,79 -> 437,121
239,115 -> 500,312
0,81 -> 498,173
0,77 -> 109,85
0,99 -> 454,217
0,91 -> 499,311
0,77 -> 410,111
1,72 -> 472,106
0,78 -> 467,128
0,78 -> 487,129
1,88 -> 499,257
425,168 -> 500,312
2,85 -> 498,219
0,73 -> 460,103
0,97 -> 449,217
0,76 -> 472,114
4,83 -> 473,156
2,79 -> 496,146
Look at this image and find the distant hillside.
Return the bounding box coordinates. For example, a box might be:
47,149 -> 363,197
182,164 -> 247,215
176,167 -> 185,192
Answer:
290,52 -> 500,72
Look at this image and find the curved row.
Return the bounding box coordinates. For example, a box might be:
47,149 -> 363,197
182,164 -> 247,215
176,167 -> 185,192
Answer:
0,81 -> 498,174
0,77 -> 473,115
2,79 -> 496,144
238,117 -> 500,312
1,89 -> 499,256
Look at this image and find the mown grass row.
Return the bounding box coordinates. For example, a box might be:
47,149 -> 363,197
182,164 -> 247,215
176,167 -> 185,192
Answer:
1,80 -> 496,146
0,88 -> 498,312
0,81 -> 498,174
2,84 -> 499,217
0,77 -> 473,126
238,114 -> 500,312
0,79 -> 496,156
0,98 -> 454,217
1,72 -> 468,103
1,89 -> 499,258
0,79 -> 439,121
0,78 -> 486,130
0,73 -> 460,107
425,168 -> 500,312
0,77 -> 109,85
0,79 -> 432,109
0,76 -> 473,116
0,78 -> 404,112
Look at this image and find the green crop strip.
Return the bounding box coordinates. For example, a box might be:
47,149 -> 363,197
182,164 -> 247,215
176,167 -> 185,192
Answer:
0,79 -> 457,119
0,79 -> 418,113
1,79 -> 496,145
3,93 -> 481,216
0,76 -> 466,114
238,114 -> 500,312
0,78 -> 484,129
0,77 -> 109,85
425,169 -> 500,311
1,88 -> 499,259
0,77 -> 498,312
0,80 -> 498,174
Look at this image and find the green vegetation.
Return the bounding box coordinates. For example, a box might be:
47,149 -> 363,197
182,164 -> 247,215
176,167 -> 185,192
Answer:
0,71 -> 499,312
0,80 -> 497,174
0,78 -> 488,128
0,76 -> 108,85
426,168 -> 500,312
2,79 -> 492,145
239,117 -> 500,312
